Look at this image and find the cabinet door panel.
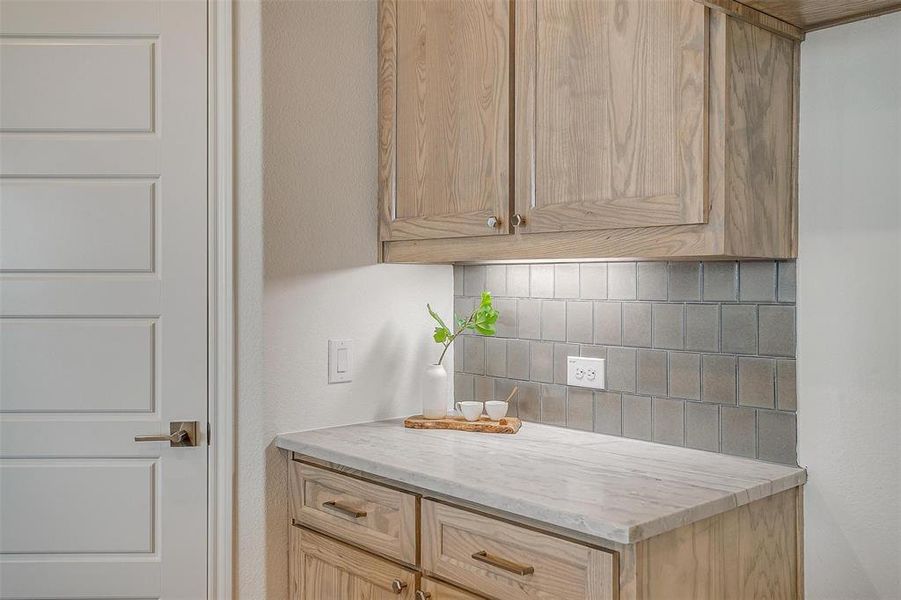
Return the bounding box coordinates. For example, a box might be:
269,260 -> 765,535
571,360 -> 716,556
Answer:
516,0 -> 708,234
289,460 -> 418,565
422,500 -> 615,600
421,576 -> 485,599
381,0 -> 511,241
290,526 -> 417,600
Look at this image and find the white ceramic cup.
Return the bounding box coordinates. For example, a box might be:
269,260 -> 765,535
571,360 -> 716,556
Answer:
484,400 -> 509,420
455,401 -> 484,422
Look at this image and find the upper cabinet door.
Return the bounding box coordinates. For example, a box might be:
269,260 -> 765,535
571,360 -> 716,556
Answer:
515,0 -> 709,234
380,0 -> 511,241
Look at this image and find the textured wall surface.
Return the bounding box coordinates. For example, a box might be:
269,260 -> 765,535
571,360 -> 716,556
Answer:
798,12 -> 901,599
235,1 -> 450,597
453,261 -> 798,465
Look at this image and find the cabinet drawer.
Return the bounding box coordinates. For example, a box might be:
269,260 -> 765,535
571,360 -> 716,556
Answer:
422,500 -> 615,600
290,525 -> 417,600
420,577 -> 484,599
289,460 -> 418,565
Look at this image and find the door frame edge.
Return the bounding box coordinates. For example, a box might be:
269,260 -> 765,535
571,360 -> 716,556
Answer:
208,0 -> 235,598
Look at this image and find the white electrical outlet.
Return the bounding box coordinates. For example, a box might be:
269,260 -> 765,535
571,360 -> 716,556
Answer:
566,356 -> 606,389
328,339 -> 353,383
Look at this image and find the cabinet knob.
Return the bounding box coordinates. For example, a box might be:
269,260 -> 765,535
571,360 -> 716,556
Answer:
511,213 -> 524,227
391,579 -> 408,594
486,216 -> 500,228
415,592 -> 432,600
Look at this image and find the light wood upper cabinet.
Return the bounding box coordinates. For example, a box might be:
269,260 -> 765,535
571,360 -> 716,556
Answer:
379,0 -> 800,262
516,0 -> 708,233
380,0 -> 511,241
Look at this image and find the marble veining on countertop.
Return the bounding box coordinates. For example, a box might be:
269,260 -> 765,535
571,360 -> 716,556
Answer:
276,419 -> 806,545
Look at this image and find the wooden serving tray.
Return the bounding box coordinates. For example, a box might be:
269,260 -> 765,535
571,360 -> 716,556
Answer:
404,414 -> 521,434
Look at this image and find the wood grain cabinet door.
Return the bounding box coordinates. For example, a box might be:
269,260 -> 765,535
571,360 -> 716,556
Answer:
379,0 -> 511,241
289,460 -> 419,565
422,500 -> 616,600
420,576 -> 485,599
515,0 -> 709,234
290,526 -> 418,600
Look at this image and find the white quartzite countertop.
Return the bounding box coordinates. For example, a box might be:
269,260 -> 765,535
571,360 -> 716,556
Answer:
276,419 -> 806,545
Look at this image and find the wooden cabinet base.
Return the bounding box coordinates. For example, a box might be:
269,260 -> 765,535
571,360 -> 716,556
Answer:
289,526 -> 418,600
420,577 -> 484,600
289,460 -> 418,565
287,454 -> 803,600
422,500 -> 615,600
620,487 -> 803,600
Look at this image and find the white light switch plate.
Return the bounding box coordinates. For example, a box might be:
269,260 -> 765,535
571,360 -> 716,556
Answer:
566,356 -> 606,389
328,339 -> 353,383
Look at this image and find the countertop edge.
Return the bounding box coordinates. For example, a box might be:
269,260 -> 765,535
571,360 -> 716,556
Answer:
275,432 -> 806,545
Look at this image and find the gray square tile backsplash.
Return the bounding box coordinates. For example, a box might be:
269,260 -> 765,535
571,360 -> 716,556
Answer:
454,261 -> 798,465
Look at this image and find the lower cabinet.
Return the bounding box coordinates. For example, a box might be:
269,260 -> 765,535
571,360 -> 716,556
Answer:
422,500 -> 615,600
420,577 -> 483,600
288,457 -> 614,600
289,526 -> 418,600
288,455 -> 802,600
289,525 -> 483,600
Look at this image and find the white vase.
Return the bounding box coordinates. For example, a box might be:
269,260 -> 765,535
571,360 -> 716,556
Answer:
421,363 -> 448,419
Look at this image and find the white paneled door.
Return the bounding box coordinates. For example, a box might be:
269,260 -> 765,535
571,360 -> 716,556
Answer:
0,1 -> 208,598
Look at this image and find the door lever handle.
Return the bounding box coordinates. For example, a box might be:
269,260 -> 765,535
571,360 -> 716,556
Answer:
135,430 -> 187,443
135,421 -> 199,447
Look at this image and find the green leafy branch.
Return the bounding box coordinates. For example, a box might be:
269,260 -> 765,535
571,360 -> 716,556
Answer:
427,291 -> 499,365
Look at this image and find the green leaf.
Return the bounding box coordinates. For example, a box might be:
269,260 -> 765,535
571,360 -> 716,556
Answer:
472,306 -> 498,326
427,304 -> 449,331
464,294 -> 499,337
474,323 -> 495,336
427,304 -> 457,346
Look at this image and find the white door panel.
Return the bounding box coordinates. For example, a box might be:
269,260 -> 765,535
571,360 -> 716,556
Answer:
0,459 -> 155,554
0,276 -> 163,317
0,319 -> 156,413
0,40 -> 155,132
0,179 -> 156,272
0,560 -> 161,599
0,1 -> 161,35
0,136 -> 161,175
0,1 -> 208,598
0,419 -> 164,458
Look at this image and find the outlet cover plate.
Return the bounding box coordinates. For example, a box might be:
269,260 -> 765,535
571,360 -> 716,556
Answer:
566,356 -> 606,389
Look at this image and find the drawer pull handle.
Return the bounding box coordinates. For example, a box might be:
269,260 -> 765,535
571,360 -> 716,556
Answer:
390,579 -> 407,594
471,550 -> 535,576
322,501 -> 367,519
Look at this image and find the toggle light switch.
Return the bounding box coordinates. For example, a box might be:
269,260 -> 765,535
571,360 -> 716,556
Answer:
328,339 -> 353,383
336,347 -> 348,373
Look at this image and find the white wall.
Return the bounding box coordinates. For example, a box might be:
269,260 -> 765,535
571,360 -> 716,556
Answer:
234,3 -> 901,598
235,1 -> 451,597
798,12 -> 901,600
